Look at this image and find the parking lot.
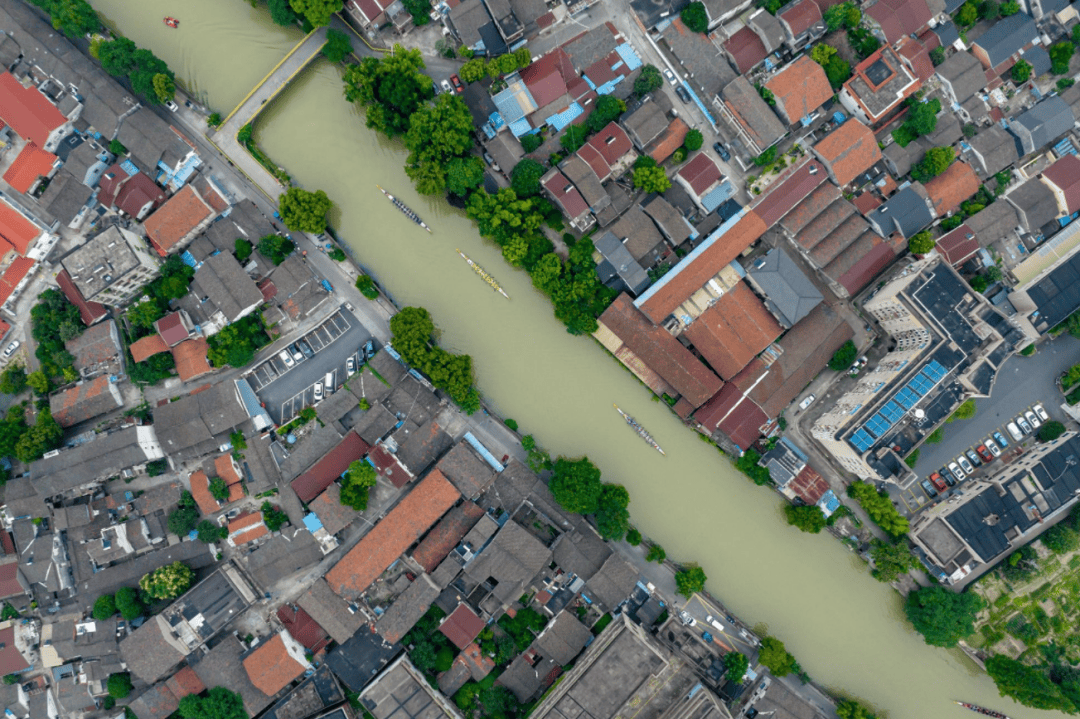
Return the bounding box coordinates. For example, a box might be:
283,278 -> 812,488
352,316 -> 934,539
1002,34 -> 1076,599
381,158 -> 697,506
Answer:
247,305 -> 375,425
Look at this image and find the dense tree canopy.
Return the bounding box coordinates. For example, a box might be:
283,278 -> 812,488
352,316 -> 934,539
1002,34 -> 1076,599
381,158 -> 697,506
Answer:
724,652 -> 749,682
0,366 -> 26,396
93,594 -> 116,621
758,637 -> 797,676
511,158 -> 545,197
390,307 -> 480,413
550,456 -> 603,514
824,1 -> 861,30
31,289 -> 83,378
404,93 -> 475,195
279,187 -> 332,233
784,505 -> 827,533
446,156 -> 485,197
15,409 -> 63,463
178,687 -> 249,719
903,586 -> 982,647
675,565 -> 707,597
892,98 -> 942,147
1050,42 -> 1074,75
847,481 -> 909,536
585,95 -> 626,134
596,483 -> 631,540
268,0 -> 299,25
828,340 -> 857,371
684,129 -> 703,152
107,673 -> 132,699
140,561 -> 195,600
30,0 -> 99,37
908,230 -> 936,255
985,656 -> 1074,712
344,46 -> 433,137
680,1 -> 709,32
836,700 -> 877,719
1012,59 -> 1033,83
288,0 -> 342,26
634,65 -> 663,97
869,538 -> 919,582
911,146 -> 955,183
1039,420 -> 1067,441
258,233 -> 296,265
340,460 -> 378,510
634,165 -> 671,193
322,29 -> 353,63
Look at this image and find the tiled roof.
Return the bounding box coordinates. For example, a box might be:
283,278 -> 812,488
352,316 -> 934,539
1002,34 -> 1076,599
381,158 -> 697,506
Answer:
812,120 -> 881,187
898,36 -> 935,82
233,524 -> 269,545
520,49 -> 574,108
229,511 -> 264,533
599,293 -> 723,406
0,198 -> 38,256
49,375 -> 121,427
243,633 -> 306,696
166,666 -> 205,699
325,469 -> 460,598
309,484 -> 359,536
637,211 -> 768,325
56,269 -> 107,327
1043,154 -> 1080,215
789,465 -> 830,504
3,142 -> 56,193
0,625 -> 29,677
751,159 -> 827,227
823,229 -> 898,295
779,0 -> 822,37
440,603 -> 487,649
781,183 -> 842,235
677,153 -> 722,196
290,431 -> 371,503
189,470 -> 219,515
215,453 -> 243,486
0,256 -> 35,306
693,381 -> 769,450
924,160 -> 979,216
542,170 -> 589,218
936,223 -> 981,267
852,191 -> 882,215
721,77 -> 787,150
0,560 -> 26,599
647,117 -> 690,163
156,312 -> 191,346
683,281 -> 783,379
115,172 -> 166,218
130,334 -> 170,363
724,26 -> 769,74
172,338 -> 213,382
587,122 -> 633,166
576,143 -> 611,182
143,185 -> 213,256
412,501 -> 484,572
0,72 -> 66,146
277,605 -> 329,652
866,0 -> 932,44
766,56 -> 832,125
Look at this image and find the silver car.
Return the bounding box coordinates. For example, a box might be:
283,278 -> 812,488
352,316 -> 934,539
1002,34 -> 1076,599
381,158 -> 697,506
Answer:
1025,410 -> 1041,428
957,456 -> 975,474
1018,416 -> 1033,434
948,461 -> 963,479
1034,404 -> 1049,423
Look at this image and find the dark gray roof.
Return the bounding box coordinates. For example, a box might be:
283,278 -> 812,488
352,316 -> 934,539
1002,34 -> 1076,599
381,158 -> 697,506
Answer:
937,51 -> 984,103
562,154 -> 609,209
966,201 -> 1020,246
621,102 -> 669,149
298,578 -> 366,644
375,574 -> 440,644
1023,245 -> 1080,328
153,381 -> 250,456
190,634 -> 276,717
243,527 -> 323,590
641,195 -> 693,245
35,169 -> 91,225
584,553 -> 638,610
552,516 -> 611,580
561,25 -> 619,72
721,76 -> 787,151
866,185 -> 934,238
933,19 -> 960,46
967,125 -> 1020,176
1006,177 -> 1060,231
436,442 -> 496,499
30,426 -> 158,500
1008,96 -> 1075,154
463,520 -> 551,604
974,13 -> 1038,68
594,231 -> 650,295
120,618 -> 186,684
1020,45 -> 1051,77
394,418 -> 453,476
747,247 -> 823,327
191,252 -> 263,323
448,0 -> 492,46
533,610 -> 592,666
352,403 -> 399,445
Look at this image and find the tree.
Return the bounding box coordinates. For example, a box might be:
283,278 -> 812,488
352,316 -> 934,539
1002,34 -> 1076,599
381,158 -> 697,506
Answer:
585,95 -> 626,134
446,156 -> 485,197
152,73 -> 175,103
684,129 -> 704,152
404,94 -> 475,195
985,656 -> 1073,712
178,687 -> 249,719
1038,420 -> 1066,441
343,46 -> 433,137
209,477 -> 229,502
903,585 -> 982,647
262,501 -> 289,531
828,340 -> 857,371
257,234 -> 296,265
511,158 -> 545,197
25,371 -> 47,396
322,29 -> 353,62
823,55 -> 852,88
127,299 -> 162,330
98,37 -> 138,77
1012,59 -> 1032,83
724,652 -> 749,682
128,49 -> 173,104
460,58 -> 488,83
836,700 -> 877,719
340,460 -> 378,510
675,565 -> 707,597
680,1 -> 709,32
107,673 -> 132,699
196,520 -> 223,543
1050,41 -> 1074,75
634,65 -> 663,97
955,1 -> 977,25
389,307 -> 480,412
979,0 -> 1000,18
911,146 -> 955,183
784,504 -> 827,533
1074,23 -> 1080,45
140,561 -> 195,600
513,47 -> 532,69
15,409 -> 63,463
908,230 -> 936,255
168,491 -> 200,536
824,1 -> 860,30
521,133 -> 543,153
0,366 -> 26,395
869,538 -> 918,582
288,0 -> 342,26
847,481 -> 909,536
626,528 -> 642,545
560,124 -> 587,153
278,187 -> 332,233
550,456 -> 603,514
758,637 -> 797,676
268,0 -> 299,25
235,238 -> 253,263
596,483 -> 630,540
93,594 -> 116,620
930,47 -> 946,66
1000,0 -> 1020,12
892,98 -> 941,146
356,275 -> 379,299
634,165 -> 671,193
1042,522 -> 1080,553
36,0 -> 99,38
646,544 -> 666,562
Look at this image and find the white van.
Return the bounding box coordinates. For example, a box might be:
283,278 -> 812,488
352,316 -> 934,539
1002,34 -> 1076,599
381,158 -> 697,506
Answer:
706,615 -> 725,632
324,372 -> 335,393
1007,422 -> 1024,442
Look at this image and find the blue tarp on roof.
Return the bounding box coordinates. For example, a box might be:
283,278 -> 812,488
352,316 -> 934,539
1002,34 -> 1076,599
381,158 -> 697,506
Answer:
547,103 -> 584,131
615,43 -> 642,71
493,84 -> 535,125
818,489 -> 840,515
595,79 -> 621,95
464,432 -> 505,472
180,251 -> 197,269
120,159 -> 140,176
489,112 -> 506,130
509,118 -> 534,137
303,513 -> 323,532
701,181 -> 735,213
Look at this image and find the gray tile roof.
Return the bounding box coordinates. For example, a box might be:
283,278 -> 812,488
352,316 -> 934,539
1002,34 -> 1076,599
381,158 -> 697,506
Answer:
30,426 -> 158,500
594,231 -> 650,295
936,50 -> 984,102
584,553 -> 638,610
967,125 -> 1020,176
153,381 -> 250,456
375,574 -> 440,644
1006,177 -> 1060,231
191,252 -> 264,324
552,516 -> 611,580
747,247 -> 823,327
298,578 -> 366,644
463,520 -> 551,605
533,610 -> 592,665
866,185 -> 934,238
974,13 -> 1038,68
1008,96 -> 1075,154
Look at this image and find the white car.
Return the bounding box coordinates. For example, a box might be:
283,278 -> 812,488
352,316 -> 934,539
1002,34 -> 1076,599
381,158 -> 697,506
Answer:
278,350 -> 294,368
948,462 -> 962,480
2,340 -> 19,359
663,68 -> 676,85
313,382 -> 324,402
1034,404 -> 1049,423
799,394 -> 816,410
1007,422 -> 1024,441
440,79 -> 452,94
986,438 -> 1001,457
347,356 -> 356,375
706,615 -> 725,632
1025,410 -> 1041,428
957,456 -> 975,475
165,100 -> 179,112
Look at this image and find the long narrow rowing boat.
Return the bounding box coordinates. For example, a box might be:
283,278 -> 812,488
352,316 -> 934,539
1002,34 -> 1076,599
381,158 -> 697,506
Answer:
376,185 -> 431,233
456,249 -> 509,299
954,701 -> 1012,719
614,404 -> 665,456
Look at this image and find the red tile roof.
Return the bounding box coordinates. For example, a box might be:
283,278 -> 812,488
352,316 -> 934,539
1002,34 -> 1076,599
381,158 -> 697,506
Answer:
789,465 -> 830,504
543,171 -> 589,218
172,338 -> 213,382
439,603 -> 486,650
648,118 -> 690,163
143,185 -> 213,256
165,666 -> 206,700
866,0 -> 932,44
521,50 -> 574,108
693,381 -> 769,450
576,143 -> 611,182
826,231 -> 899,295
0,256 -> 34,306
779,0 -> 823,37
98,163 -> 130,208
924,160 -> 979,216
277,605 -> 330,652
588,122 -> 633,166
326,469 -> 460,598
369,443 -> 412,488
233,525 -> 269,544
898,36 -> 935,82
0,560 -> 25,599
598,294 -> 723,407
116,172 -> 166,218
0,198 -> 38,256
683,282 -> 783,379
936,224 -> 981,266
3,142 -> 56,194
812,120 -> 882,187
215,453 -> 243,486
189,470 -> 219,515
751,159 -> 827,226
156,312 -> 191,346
1043,154 -> 1080,215
291,431 -> 372,503
766,57 -> 833,125
130,334 -> 170,363
0,72 -> 67,146
243,633 -> 306,696
677,153 -> 722,197
852,191 -> 882,215
637,212 -> 767,324
412,501 -> 484,572
51,375 -> 117,427
56,269 -> 107,326
0,625 -> 29,676
724,27 -> 769,74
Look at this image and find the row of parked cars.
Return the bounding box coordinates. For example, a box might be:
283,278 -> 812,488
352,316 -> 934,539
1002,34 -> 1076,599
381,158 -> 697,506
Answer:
920,404 -> 1050,499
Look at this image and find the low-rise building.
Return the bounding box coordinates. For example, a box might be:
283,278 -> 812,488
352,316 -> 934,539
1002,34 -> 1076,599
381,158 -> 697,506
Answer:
49,375 -> 123,428
30,425 -> 164,502
60,225 -> 160,306
143,184 -> 217,257
746,246 -> 823,328
936,50 -> 986,107
765,56 -> 833,127
970,12 -> 1038,72
98,163 -> 167,220
715,76 -> 786,156
243,631 -> 311,698
811,118 -> 882,188
924,160 -> 981,217
965,125 -> 1020,177
0,71 -> 73,152
777,0 -> 824,47
190,251 -> 264,331
1007,96 -> 1075,156
675,153 -> 731,214
839,46 -> 920,126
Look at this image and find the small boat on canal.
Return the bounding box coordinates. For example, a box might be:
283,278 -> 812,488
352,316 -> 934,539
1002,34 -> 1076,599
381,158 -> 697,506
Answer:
953,701 -> 1012,719
456,249 -> 509,299
376,185 -> 431,233
164,17 -> 179,28
614,404 -> 665,456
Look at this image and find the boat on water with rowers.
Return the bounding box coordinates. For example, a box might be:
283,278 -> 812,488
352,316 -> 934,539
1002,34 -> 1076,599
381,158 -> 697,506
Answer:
456,249 -> 509,299
614,404 -> 665,455
376,185 -> 431,232
953,701 -> 1012,719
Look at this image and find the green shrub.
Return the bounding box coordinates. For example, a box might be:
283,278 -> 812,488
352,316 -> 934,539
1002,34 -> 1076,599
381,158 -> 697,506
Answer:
828,340 -> 857,371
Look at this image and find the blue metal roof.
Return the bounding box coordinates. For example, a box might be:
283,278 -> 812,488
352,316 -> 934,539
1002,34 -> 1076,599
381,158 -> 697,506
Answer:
850,429 -> 875,452
615,43 -> 642,71
701,181 -> 735,213
120,159 -> 140,176
235,378 -> 272,426
819,489 -> 840,514
464,431 -> 505,473
547,103 -> 584,132
493,84 -> 535,125
509,118 -> 534,137
303,513 -> 323,532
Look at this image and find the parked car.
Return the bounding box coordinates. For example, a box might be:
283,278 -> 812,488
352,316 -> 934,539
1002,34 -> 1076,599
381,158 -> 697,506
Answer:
957,456 -> 974,474
1007,422 -> 1024,441
705,615 -> 725,632
165,100 -> 179,112
1034,404 -> 1049,423
949,461 -> 963,480
965,449 -> 982,467
679,610 -> 696,626
1025,410 -> 1041,428
940,466 -> 957,487
976,445 -> 993,463
440,79 -> 452,94
986,438 -> 1001,457
994,430 -> 1009,447
347,356 -> 356,375
1018,416 -> 1033,434
2,341 -> 19,359
450,74 -> 464,93
921,479 -> 939,498
313,382 -> 324,402
929,472 -> 947,492
363,339 -> 375,360
482,152 -> 501,172
798,394 -> 815,410
663,68 -> 676,85
713,142 -> 730,161
289,344 -> 303,362
675,84 -> 691,102
297,339 -> 313,358
278,350 -> 295,368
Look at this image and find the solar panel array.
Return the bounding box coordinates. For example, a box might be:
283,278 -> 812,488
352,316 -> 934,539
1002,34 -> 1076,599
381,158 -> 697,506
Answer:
848,360 -> 949,453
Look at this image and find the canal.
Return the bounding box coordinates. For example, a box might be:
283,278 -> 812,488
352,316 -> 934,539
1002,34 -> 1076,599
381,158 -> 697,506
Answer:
90,2 -> 1045,716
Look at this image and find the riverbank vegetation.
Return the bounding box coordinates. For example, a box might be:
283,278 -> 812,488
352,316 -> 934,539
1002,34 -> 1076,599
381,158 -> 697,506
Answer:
390,307 -> 480,413
95,37 -> 176,104
846,481 -> 909,537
